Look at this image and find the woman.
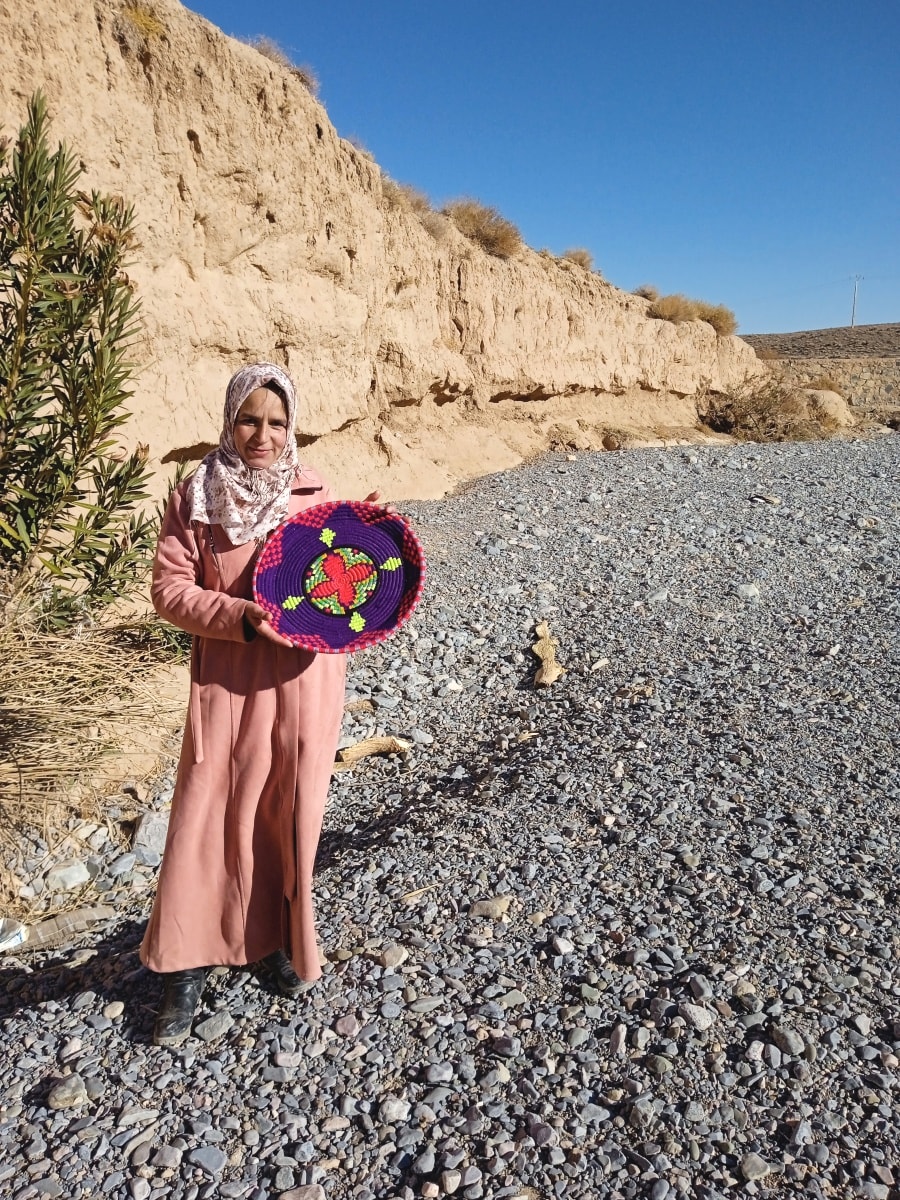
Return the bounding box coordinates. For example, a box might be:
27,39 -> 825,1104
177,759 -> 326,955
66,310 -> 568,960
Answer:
141,363 -> 376,1046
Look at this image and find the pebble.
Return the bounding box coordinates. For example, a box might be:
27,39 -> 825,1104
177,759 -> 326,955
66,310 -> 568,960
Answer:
194,1012 -> 234,1041
740,1151 -> 772,1180
46,1075 -> 88,1110
187,1145 -> 227,1175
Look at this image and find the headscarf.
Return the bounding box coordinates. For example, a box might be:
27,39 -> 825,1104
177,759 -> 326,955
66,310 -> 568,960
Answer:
188,363 -> 300,546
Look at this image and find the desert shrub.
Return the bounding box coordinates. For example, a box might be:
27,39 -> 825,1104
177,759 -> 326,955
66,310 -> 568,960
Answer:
562,247 -> 593,271
693,301 -> 738,337
649,293 -> 737,336
754,345 -> 780,361
806,374 -> 842,394
700,377 -> 835,442
633,284 -> 660,301
443,198 -> 522,259
382,179 -> 433,217
122,4 -> 166,39
345,135 -> 374,161
420,211 -> 449,242
648,293 -> 698,323
246,36 -> 319,94
0,93 -> 156,628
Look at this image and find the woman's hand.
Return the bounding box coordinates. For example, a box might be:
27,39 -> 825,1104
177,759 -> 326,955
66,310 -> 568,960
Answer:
244,602 -> 295,647
364,489 -> 398,516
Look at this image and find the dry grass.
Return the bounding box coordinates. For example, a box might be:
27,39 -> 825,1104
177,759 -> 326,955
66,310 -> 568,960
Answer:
122,4 -> 166,38
246,36 -> 319,94
0,617 -> 184,906
693,301 -> 738,337
649,293 -> 738,336
754,345 -> 781,361
806,374 -> 842,394
443,198 -> 522,259
562,248 -> 594,271
648,293 -> 698,324
345,136 -> 374,161
700,377 -> 840,442
633,284 -> 660,301
382,179 -> 433,217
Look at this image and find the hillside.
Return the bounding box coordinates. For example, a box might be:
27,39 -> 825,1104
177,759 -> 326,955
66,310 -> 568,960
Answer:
1,0 -> 764,499
743,323 -> 900,359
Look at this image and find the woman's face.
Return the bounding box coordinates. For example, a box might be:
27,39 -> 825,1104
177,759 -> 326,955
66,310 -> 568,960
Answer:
233,387 -> 289,469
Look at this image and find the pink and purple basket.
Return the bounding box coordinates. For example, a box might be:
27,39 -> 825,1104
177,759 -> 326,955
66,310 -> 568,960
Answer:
253,501 -> 426,653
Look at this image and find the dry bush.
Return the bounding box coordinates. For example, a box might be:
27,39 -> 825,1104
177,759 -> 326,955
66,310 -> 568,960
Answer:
122,4 -> 166,38
420,211 -> 449,241
648,293 -> 698,323
0,617 -> 184,905
345,135 -> 373,161
633,284 -> 660,301
694,301 -> 738,337
649,293 -> 737,336
562,247 -> 594,271
700,377 -> 838,443
806,374 -> 842,394
382,179 -> 433,217
443,198 -> 522,259
246,36 -> 319,94
754,345 -> 780,361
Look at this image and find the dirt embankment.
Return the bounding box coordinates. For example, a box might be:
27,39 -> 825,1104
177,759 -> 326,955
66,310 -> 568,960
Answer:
0,0 -> 765,502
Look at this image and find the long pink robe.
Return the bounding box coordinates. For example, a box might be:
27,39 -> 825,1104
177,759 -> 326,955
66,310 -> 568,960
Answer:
140,468 -> 346,980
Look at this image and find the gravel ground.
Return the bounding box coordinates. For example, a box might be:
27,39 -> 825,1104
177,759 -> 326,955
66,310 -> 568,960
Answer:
2,433 -> 899,1200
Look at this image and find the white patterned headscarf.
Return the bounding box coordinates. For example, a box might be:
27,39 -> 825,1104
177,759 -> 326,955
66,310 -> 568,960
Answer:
189,363 -> 300,546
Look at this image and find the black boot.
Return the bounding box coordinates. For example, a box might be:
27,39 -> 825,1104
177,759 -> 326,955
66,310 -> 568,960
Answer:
153,968 -> 207,1046
262,949 -> 304,997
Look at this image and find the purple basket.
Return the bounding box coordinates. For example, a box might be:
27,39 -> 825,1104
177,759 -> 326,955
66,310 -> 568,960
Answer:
253,501 -> 426,653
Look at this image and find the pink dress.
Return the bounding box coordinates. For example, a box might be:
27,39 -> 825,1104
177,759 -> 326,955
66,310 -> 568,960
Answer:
140,468 -> 346,980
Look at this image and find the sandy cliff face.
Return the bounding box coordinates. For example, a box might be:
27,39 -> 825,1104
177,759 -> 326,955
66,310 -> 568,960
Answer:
1,0 -> 764,498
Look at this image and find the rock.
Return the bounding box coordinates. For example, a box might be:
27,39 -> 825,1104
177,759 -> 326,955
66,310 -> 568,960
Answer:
378,1097 -> 411,1123
734,581 -> 761,602
108,852 -> 137,877
47,1074 -> 88,1110
132,812 -> 170,856
679,1002 -> 715,1032
194,1012 -> 234,1041
279,1189 -> 326,1200
377,944 -> 409,969
629,1099 -> 657,1131
187,1146 -> 227,1175
44,860 -> 90,892
150,1145 -> 183,1169
440,1169 -> 462,1194
468,896 -> 512,919
740,1151 -> 772,1181
772,1026 -> 805,1056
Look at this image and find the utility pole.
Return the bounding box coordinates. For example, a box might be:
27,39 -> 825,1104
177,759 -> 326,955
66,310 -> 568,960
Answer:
850,275 -> 863,327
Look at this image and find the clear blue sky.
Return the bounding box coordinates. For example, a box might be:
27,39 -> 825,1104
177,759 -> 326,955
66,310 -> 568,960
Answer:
188,0 -> 898,334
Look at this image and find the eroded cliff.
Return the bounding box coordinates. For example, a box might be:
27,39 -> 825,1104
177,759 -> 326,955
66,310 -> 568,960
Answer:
1,0 -> 764,497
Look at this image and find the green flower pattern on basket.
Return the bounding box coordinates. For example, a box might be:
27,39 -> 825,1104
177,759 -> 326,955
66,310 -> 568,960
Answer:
302,546 -> 378,616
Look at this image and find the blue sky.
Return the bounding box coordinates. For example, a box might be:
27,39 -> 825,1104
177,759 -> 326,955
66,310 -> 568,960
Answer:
188,0 -> 898,334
